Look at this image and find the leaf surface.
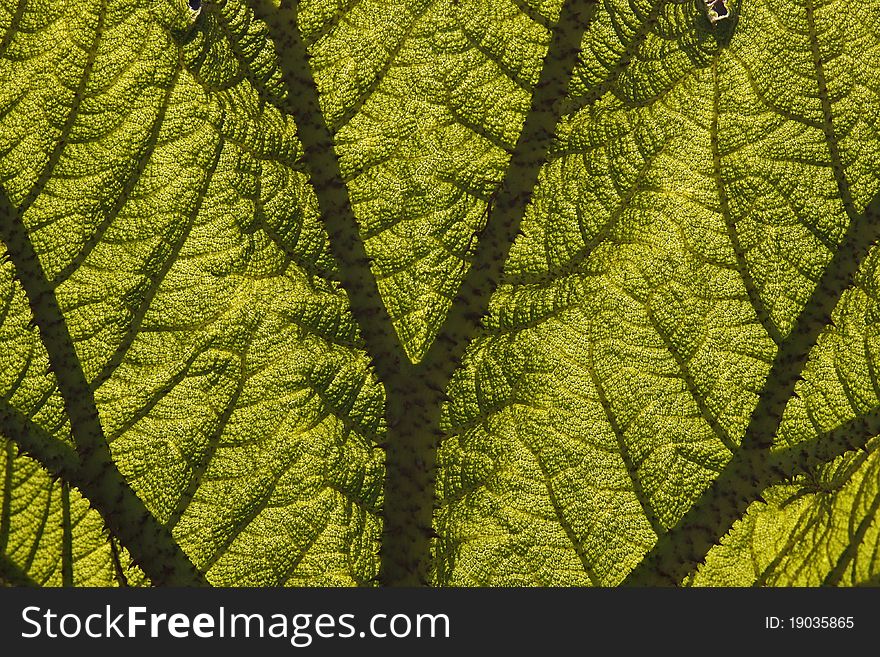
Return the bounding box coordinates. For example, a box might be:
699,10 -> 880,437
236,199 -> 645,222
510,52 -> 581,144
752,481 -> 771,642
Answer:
299,0 -> 566,361
2,0 -> 880,588
433,0 -> 880,585
0,0 -> 383,586
695,260 -> 880,586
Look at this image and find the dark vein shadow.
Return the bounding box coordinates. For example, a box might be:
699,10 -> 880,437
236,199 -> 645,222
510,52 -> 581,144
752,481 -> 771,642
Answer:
0,191 -> 206,586
624,191 -> 880,585
0,440 -> 10,554
647,300 -> 738,453
250,0 -> 407,389
256,0 -> 599,585
589,345 -> 665,536
709,60 -> 783,345
510,0 -> 553,30
18,1 -> 106,217
301,0 -> 366,48
330,4 -> 429,132
22,485 -> 51,575
89,137 -> 224,393
60,481 -> 73,586
522,432 -> 602,585
208,6 -> 288,110
0,0 -> 26,59
50,70 -> 180,287
0,403 -> 80,482
165,353 -> 247,531
380,0 -> 599,586
823,488 -> 880,586
562,0 -> 664,115
0,552 -> 37,586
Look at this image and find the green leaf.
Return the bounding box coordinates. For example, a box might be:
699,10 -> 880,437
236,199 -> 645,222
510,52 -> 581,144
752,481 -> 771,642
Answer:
694,255 -> 880,586
3,0 -> 880,589
0,0 -> 383,585
433,0 -> 880,585
691,446 -> 880,586
298,0 -> 565,362
0,444 -> 148,587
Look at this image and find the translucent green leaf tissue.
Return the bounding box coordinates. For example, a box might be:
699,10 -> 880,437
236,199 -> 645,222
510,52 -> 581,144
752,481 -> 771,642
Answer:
0,0 -> 878,587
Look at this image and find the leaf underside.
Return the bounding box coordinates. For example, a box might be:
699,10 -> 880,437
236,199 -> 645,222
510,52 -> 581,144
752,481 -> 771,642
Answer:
1,0 -> 879,587
432,0 -> 880,585
1,0 -> 383,586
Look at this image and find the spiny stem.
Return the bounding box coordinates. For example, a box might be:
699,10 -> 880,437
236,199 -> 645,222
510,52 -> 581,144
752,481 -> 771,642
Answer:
0,192 -> 206,586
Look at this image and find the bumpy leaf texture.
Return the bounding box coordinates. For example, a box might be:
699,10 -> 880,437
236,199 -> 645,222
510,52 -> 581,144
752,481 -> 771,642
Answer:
432,0 -> 880,584
1,0 -> 880,588
302,0 -> 562,362
0,0 -> 383,586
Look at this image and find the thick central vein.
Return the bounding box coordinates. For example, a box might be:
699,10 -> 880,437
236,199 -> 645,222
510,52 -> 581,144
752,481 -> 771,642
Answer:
256,0 -> 599,585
